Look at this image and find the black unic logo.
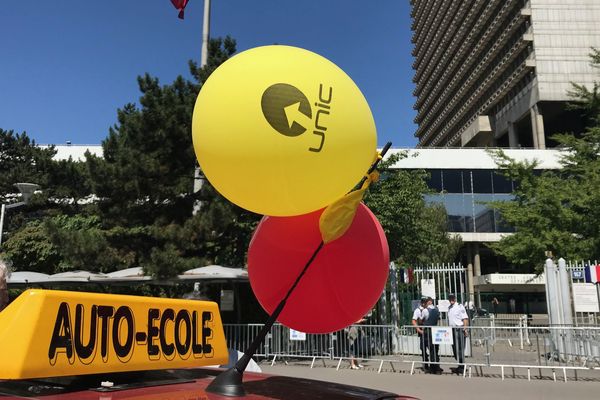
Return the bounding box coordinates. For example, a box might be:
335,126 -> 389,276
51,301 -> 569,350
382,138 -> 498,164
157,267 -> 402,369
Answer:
261,83 -> 332,152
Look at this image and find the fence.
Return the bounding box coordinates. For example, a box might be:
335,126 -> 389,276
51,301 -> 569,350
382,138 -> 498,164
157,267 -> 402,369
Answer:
224,323 -> 396,361
390,263 -> 468,326
223,323 -> 600,379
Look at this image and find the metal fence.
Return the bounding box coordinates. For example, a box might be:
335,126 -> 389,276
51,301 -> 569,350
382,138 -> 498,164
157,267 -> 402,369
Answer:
400,325 -> 600,368
386,263 -> 468,327
223,323 -> 600,379
224,323 -> 397,361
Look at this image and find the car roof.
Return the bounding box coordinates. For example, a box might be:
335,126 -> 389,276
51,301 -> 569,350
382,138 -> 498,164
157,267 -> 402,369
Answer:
0,367 -> 415,399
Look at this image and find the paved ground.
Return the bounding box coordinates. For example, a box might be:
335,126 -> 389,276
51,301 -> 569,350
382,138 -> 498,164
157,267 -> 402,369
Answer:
259,360 -> 599,400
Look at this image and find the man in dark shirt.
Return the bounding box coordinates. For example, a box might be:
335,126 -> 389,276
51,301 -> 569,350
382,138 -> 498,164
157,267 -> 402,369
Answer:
423,297 -> 443,374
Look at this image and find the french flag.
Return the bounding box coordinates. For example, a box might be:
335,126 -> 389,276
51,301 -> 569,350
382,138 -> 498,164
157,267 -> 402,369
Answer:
398,268 -> 414,284
584,264 -> 600,284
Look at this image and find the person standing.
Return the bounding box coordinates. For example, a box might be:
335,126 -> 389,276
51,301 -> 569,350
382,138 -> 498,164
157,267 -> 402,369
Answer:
492,297 -> 499,316
447,294 -> 469,374
348,317 -> 366,369
509,297 -> 516,313
411,297 -> 429,371
423,297 -> 443,373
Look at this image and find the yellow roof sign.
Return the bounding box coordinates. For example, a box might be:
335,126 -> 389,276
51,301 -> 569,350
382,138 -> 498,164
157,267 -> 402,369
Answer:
0,289 -> 228,379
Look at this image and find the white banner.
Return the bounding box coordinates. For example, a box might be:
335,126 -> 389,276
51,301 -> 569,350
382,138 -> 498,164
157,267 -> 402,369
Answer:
289,329 -> 306,341
432,327 -> 453,345
573,283 -> 600,312
437,299 -> 450,313
421,278 -> 436,299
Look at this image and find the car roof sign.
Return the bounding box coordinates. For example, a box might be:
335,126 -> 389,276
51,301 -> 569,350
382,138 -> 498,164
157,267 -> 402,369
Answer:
0,289 -> 228,379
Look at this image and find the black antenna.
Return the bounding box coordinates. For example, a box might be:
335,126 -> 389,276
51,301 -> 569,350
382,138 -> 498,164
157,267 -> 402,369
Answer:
206,142 -> 393,397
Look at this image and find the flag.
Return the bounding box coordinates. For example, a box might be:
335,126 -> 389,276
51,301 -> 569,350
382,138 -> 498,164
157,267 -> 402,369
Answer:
319,171 -> 379,244
171,0 -> 189,19
407,267 -> 414,284
398,268 -> 405,284
584,264 -> 600,284
398,267 -> 414,284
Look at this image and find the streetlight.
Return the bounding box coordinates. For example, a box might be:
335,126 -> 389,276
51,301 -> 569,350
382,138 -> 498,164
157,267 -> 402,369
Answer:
0,183 -> 40,246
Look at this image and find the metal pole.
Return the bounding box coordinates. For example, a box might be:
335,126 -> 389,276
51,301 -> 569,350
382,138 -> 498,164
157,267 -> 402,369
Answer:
201,0 -> 211,68
596,283 -> 600,324
193,0 -> 211,215
558,258 -> 573,326
0,204 -> 5,246
389,261 -> 400,355
558,258 -> 574,361
389,262 -> 399,327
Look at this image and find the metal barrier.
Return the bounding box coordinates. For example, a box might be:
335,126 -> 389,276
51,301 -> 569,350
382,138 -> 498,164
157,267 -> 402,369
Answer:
398,325 -> 600,376
223,323 -> 397,360
470,315 -> 534,348
223,323 -> 600,379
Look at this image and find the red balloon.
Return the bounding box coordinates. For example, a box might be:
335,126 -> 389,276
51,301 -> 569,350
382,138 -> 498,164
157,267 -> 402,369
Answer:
248,203 -> 389,333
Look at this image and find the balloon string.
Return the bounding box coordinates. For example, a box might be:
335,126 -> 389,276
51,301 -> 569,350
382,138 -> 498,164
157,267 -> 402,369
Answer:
233,241 -> 324,374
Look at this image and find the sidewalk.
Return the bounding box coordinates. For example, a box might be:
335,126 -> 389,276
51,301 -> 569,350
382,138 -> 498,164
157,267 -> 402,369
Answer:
259,360 -> 600,400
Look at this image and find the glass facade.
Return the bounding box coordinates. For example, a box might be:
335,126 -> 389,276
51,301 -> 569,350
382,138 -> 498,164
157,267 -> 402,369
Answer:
423,169 -> 515,233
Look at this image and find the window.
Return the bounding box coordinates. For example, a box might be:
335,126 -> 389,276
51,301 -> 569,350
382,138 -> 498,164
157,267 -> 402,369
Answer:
492,172 -> 513,193
442,170 -> 463,193
426,169 -> 443,192
472,170 -> 493,193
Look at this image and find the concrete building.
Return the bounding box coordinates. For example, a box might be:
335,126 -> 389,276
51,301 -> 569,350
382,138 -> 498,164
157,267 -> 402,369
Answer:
410,0 -> 600,148
40,144 -> 103,161
391,148 -> 562,313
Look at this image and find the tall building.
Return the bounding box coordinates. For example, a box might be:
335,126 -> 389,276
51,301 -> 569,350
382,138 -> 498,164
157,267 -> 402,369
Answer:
410,0 -> 600,148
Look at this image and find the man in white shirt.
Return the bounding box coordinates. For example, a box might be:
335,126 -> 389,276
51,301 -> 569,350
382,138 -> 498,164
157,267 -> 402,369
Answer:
447,294 -> 469,374
411,297 -> 429,371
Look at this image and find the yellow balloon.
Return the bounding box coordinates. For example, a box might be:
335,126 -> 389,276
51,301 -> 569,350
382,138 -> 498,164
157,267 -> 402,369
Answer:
192,45 -> 376,216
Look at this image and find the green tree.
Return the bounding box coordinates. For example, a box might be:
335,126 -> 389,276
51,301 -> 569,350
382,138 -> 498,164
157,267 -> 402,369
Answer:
82,36 -> 258,277
0,221 -> 60,274
0,129 -> 55,194
0,128 -> 102,272
567,48 -> 600,125
364,152 -> 461,265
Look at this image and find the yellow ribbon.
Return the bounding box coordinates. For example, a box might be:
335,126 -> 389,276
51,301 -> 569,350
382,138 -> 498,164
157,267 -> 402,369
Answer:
319,170 -> 380,244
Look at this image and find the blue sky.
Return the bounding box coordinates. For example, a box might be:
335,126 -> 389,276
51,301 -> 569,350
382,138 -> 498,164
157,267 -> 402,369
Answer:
0,1 -> 417,148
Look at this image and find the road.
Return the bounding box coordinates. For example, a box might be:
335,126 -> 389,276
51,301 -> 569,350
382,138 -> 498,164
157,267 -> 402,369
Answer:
260,361 -> 599,400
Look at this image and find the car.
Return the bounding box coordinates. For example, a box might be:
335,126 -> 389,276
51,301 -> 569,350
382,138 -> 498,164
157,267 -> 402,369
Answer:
0,367 -> 415,399
0,289 -> 417,399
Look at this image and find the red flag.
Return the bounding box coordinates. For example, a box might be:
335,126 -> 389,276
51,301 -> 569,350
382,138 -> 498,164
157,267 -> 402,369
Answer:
171,0 -> 189,19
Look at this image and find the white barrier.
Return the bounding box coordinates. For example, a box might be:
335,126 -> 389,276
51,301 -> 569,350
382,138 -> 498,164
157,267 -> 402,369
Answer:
223,323 -> 600,379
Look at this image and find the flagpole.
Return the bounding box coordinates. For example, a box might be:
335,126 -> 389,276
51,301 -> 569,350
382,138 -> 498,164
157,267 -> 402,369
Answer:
201,0 -> 210,68
193,0 -> 211,214
596,283 -> 600,321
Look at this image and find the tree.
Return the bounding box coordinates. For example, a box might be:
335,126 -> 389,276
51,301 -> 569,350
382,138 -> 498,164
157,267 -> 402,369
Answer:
0,127 -> 107,273
489,49 -> 600,271
82,36 -> 258,277
0,129 -> 55,195
567,48 -> 600,126
364,152 -> 461,265
0,221 -> 60,274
